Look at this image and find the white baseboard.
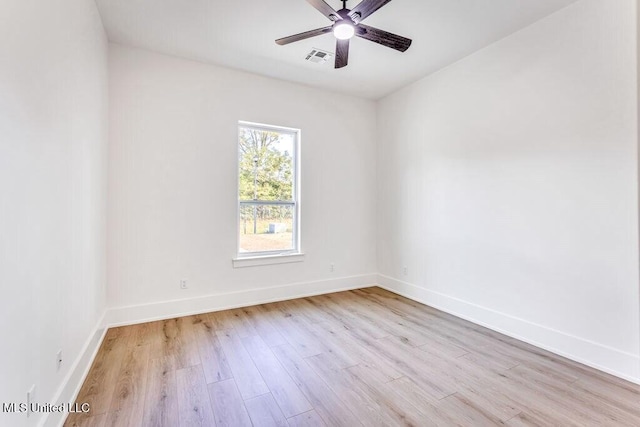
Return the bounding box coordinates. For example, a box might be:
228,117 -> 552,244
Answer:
40,311 -> 108,427
377,274 -> 640,385
105,274 -> 378,327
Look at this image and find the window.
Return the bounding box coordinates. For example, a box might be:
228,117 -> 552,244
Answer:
237,122 -> 300,259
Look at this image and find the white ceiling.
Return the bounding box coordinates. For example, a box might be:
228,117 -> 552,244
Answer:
95,0 -> 578,99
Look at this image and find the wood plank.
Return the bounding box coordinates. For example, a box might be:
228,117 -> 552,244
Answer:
313,321 -> 403,383
387,375 -> 517,426
103,408 -> 141,427
389,333 -> 505,389
387,335 -> 525,421
244,393 -> 288,427
71,337 -> 129,421
208,379 -> 252,427
151,317 -> 200,369
338,291 -> 436,346
358,288 -> 490,347
242,334 -> 312,418
416,334 -> 469,359
287,410 -> 326,427
272,344 -> 363,427
191,314 -> 233,384
285,301 -> 359,369
142,356 -> 178,427
308,353 -> 427,427
458,348 -> 519,372
64,413 -> 106,427
452,381 -> 522,422
385,376 -> 461,426
344,330 -> 457,399
282,298 -> 328,324
104,326 -> 132,341
227,308 -> 260,338
238,304 -> 288,347
175,365 -> 216,427
207,310 -> 236,331
437,392 -> 508,425
385,376 -> 440,408
505,364 -> 640,426
305,354 -> 401,426
215,328 -> 269,399
259,303 -> 324,358
128,321 -> 163,349
505,409 -> 581,427
506,412 -> 551,427
110,344 -> 150,417
571,375 -> 640,420
486,367 -> 603,426
305,294 -> 389,339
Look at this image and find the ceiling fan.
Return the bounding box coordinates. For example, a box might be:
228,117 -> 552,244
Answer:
275,0 -> 412,69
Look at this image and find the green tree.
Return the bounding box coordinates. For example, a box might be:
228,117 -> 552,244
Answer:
239,128 -> 293,231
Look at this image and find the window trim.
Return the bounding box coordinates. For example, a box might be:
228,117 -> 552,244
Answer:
235,121 -> 301,262
232,252 -> 305,269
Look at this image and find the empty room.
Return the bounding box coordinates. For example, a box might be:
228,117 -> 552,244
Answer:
2,0 -> 640,426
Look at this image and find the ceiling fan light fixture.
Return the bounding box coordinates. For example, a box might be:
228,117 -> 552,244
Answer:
333,22 -> 355,40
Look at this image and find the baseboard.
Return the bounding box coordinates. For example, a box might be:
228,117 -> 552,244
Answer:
105,273 -> 378,327
377,274 -> 640,385
39,311 -> 108,427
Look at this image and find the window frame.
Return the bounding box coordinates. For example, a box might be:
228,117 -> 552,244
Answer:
235,121 -> 301,260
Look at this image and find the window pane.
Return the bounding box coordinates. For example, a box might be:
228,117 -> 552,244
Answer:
239,127 -> 294,201
239,204 -> 294,253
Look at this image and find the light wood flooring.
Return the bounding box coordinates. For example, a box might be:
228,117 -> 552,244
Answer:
65,287 -> 640,426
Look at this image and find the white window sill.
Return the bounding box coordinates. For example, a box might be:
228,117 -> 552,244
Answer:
232,253 -> 305,268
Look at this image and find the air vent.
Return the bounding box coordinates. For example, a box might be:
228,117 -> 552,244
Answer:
305,48 -> 333,64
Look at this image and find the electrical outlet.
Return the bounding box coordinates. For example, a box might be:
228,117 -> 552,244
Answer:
26,384 -> 35,417
180,279 -> 188,289
403,266 -> 408,276
56,349 -> 63,371
329,263 -> 334,273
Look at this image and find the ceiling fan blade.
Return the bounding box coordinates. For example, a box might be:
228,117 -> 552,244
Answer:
306,0 -> 340,21
356,24 -> 412,52
348,0 -> 392,24
275,26 -> 333,45
335,38 -> 349,68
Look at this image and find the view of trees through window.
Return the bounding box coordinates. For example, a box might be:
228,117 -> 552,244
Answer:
238,124 -> 298,254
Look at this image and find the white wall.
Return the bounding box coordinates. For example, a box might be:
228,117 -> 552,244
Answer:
3,6 -> 638,423
107,44 -> 377,322
377,0 -> 640,381
0,0 -> 109,426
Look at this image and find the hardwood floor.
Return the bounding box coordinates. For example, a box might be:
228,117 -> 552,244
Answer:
65,287 -> 640,426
